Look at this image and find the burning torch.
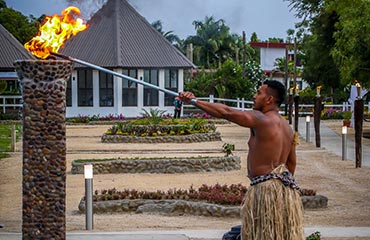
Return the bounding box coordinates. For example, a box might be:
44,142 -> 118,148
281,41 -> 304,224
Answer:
24,6 -> 188,101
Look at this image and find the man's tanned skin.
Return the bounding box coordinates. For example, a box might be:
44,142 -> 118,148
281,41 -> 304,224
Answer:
179,83 -> 296,178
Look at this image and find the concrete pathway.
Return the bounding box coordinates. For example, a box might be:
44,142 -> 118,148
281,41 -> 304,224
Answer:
298,117 -> 370,168
2,227 -> 370,239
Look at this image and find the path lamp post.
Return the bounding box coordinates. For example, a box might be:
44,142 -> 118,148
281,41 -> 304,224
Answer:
306,115 -> 311,143
342,126 -> 347,161
84,164 -> 94,230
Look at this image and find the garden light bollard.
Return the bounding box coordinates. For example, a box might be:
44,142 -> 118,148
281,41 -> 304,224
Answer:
84,164 -> 94,230
306,115 -> 311,143
342,126 -> 347,161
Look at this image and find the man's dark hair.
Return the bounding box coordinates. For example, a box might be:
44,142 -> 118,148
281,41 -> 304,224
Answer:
263,80 -> 286,106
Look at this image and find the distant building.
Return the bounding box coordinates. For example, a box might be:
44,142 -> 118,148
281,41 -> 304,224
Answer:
250,42 -> 308,90
0,24 -> 35,114
61,0 -> 194,118
0,24 -> 35,92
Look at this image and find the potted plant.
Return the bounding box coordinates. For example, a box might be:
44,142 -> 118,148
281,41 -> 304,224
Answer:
342,111 -> 352,127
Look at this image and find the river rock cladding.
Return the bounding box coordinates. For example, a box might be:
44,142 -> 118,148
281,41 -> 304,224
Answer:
14,60 -> 72,240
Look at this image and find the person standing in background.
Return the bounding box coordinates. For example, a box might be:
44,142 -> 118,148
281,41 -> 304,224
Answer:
173,96 -> 183,118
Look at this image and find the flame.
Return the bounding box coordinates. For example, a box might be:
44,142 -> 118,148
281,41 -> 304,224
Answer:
24,7 -> 87,59
316,85 -> 322,90
355,80 -> 361,87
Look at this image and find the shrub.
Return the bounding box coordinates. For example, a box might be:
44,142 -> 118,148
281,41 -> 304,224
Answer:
89,184 -> 316,206
91,183 -> 247,205
321,108 -> 351,120
105,118 -> 216,136
0,113 -> 20,120
306,231 -> 321,240
222,143 -> 235,156
67,114 -> 126,123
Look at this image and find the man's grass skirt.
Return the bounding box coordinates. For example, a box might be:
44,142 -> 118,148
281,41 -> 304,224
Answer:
241,164 -> 304,240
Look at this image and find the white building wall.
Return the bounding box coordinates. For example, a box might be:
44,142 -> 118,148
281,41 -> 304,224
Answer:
258,46 -> 308,91
66,68 -> 184,118
260,48 -> 285,70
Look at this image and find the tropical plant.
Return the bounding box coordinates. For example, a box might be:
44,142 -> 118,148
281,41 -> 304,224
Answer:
306,231 -> 321,240
222,143 -> 235,157
140,108 -> 166,125
342,111 -> 351,120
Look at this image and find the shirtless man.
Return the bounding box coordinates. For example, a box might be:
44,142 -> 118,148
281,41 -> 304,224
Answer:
179,80 -> 304,240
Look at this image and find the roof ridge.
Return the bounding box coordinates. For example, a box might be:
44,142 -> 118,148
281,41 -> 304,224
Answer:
120,0 -> 195,67
60,0 -> 194,68
0,24 -> 35,59
114,0 -> 121,65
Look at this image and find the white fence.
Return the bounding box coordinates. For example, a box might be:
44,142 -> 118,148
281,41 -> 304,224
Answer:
0,96 -> 22,114
1,94 -> 369,116
186,95 -> 370,116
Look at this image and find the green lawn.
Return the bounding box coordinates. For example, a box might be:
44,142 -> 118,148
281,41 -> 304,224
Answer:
0,124 -> 22,157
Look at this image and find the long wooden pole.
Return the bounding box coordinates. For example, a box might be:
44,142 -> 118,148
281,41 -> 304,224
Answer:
288,94 -> 293,124
354,99 -> 364,168
294,95 -> 299,132
314,96 -> 323,148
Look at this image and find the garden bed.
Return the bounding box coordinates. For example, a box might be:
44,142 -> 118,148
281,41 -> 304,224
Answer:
78,195 -> 328,217
101,131 -> 222,143
71,155 -> 240,174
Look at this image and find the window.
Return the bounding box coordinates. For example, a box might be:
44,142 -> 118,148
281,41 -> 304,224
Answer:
122,69 -> 138,106
66,77 -> 72,107
164,69 -> 178,106
143,69 -> 159,106
99,71 -> 114,107
77,69 -> 93,107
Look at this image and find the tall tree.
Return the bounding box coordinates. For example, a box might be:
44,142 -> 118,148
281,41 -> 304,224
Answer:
0,0 -> 6,9
287,0 -> 370,88
286,0 -> 342,90
302,9 -> 340,89
250,32 -> 259,42
185,16 -> 231,68
151,20 -> 182,48
330,0 -> 370,87
0,6 -> 41,44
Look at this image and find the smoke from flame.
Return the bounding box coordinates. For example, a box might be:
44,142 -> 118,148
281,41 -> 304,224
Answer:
24,6 -> 88,59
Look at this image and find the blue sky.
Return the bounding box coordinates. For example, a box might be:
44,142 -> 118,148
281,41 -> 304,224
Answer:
4,0 -> 299,41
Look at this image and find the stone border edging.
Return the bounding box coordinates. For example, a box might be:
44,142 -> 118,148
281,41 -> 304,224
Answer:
78,195 -> 328,217
71,156 -> 241,174
101,131 -> 222,143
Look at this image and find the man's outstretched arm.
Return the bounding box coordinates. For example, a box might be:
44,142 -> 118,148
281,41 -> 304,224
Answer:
179,92 -> 265,128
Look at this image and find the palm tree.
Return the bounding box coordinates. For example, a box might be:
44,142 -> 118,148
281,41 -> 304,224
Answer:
151,20 -> 182,47
186,16 -> 233,68
273,57 -> 301,88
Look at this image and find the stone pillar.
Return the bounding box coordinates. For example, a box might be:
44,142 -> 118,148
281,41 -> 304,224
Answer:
14,60 -> 72,240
